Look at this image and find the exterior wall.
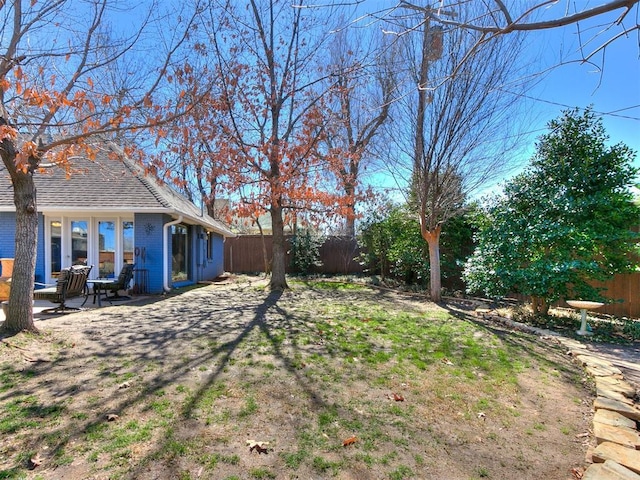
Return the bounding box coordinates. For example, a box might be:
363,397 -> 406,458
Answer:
3,211 -> 228,295
133,213 -> 167,294
0,212 -> 16,259
0,212 -> 46,284
202,231 -> 225,280
36,214 -> 45,284
173,224 -> 226,287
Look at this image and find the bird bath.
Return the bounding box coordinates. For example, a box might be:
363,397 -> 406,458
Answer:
566,300 -> 604,336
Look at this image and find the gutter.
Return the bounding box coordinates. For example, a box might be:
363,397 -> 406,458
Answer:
163,215 -> 183,293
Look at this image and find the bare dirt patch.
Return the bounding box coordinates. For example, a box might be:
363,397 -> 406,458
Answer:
1,277 -> 595,479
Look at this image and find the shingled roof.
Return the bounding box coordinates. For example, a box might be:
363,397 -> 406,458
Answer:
0,142 -> 235,237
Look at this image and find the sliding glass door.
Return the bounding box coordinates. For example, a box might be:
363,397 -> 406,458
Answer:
45,216 -> 134,283
70,220 -> 88,265
171,224 -> 189,282
98,220 -> 116,278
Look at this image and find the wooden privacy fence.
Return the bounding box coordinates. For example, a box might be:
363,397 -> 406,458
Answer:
573,272 -> 639,318
224,235 -> 639,318
506,272 -> 640,318
224,235 -> 364,275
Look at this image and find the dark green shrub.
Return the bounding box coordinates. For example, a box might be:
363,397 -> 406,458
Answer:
289,229 -> 324,275
358,204 -> 477,289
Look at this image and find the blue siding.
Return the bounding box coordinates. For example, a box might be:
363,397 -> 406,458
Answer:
194,227 -> 225,282
133,213 -> 167,294
35,215 -> 45,284
3,211 -> 227,295
205,234 -> 225,279
0,213 -> 45,283
0,212 -> 16,258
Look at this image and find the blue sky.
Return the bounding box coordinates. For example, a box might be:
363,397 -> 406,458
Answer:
353,2 -> 640,202
519,13 -> 640,168
369,2 -> 640,199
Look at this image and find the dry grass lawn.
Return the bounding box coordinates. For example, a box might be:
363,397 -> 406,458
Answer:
0,277 -> 594,479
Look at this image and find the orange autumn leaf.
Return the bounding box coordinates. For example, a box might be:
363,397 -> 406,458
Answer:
0,125 -> 17,141
22,141 -> 39,158
342,436 -> 357,447
393,393 -> 405,402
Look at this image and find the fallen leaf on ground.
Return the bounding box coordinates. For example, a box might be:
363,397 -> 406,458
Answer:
342,436 -> 358,447
393,393 -> 404,402
27,455 -> 42,470
441,358 -> 454,365
571,467 -> 584,479
247,439 -> 269,454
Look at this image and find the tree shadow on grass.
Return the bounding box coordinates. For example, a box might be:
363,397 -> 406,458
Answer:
0,285 -> 335,478
0,281 -> 598,479
439,299 -> 589,387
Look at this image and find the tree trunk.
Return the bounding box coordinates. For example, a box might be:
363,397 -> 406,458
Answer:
412,10 -> 431,178
531,296 -> 549,316
422,225 -> 442,303
343,183 -> 356,238
344,215 -> 355,239
269,203 -> 288,291
3,170 -> 38,333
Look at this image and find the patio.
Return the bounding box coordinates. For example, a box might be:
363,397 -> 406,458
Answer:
0,293 -> 144,323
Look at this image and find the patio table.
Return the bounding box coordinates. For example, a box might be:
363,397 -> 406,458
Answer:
87,279 -> 117,307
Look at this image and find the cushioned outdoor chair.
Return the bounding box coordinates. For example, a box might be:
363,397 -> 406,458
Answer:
98,263 -> 135,301
0,258 -> 13,302
34,265 -> 93,314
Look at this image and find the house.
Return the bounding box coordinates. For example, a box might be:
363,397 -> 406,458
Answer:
0,142 -> 235,294
213,198 -> 300,235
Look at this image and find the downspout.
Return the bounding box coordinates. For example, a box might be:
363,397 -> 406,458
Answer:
163,215 -> 183,292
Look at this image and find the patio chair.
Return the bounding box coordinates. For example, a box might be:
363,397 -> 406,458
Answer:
34,265 -> 93,314
0,258 -> 13,302
98,263 -> 135,301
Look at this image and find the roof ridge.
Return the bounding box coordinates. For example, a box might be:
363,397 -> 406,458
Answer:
104,142 -> 171,209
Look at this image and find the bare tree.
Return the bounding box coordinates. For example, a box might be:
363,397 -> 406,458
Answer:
345,1 -> 639,69
319,28 -> 396,237
386,5 -> 531,302
397,1 -> 638,37
0,0 -> 200,333
197,0 -> 346,291
149,67 -> 229,219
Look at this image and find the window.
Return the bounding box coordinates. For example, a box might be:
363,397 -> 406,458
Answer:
171,224 -> 189,282
123,221 -> 134,264
50,220 -> 62,276
207,231 -> 214,260
44,216 -> 134,284
71,220 -> 88,265
98,221 -> 116,277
